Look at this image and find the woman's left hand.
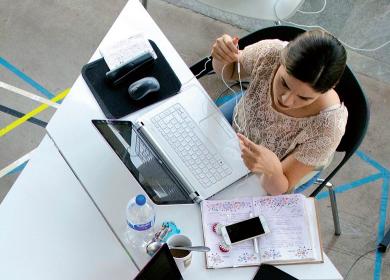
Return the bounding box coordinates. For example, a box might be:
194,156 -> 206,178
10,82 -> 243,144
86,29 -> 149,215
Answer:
237,133 -> 283,177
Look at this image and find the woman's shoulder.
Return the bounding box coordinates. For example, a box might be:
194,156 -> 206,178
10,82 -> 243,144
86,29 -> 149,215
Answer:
310,103 -> 348,134
242,39 -> 287,59
245,39 -> 288,50
294,104 -> 347,167
241,39 -> 287,79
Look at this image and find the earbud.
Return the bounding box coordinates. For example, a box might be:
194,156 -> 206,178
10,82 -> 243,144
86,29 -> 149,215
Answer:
212,223 -> 223,235
219,240 -> 231,253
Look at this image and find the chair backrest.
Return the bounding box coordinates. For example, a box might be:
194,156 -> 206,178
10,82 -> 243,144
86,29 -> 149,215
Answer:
238,25 -> 305,48
190,25 -> 305,79
190,26 -> 370,197
310,66 -> 370,197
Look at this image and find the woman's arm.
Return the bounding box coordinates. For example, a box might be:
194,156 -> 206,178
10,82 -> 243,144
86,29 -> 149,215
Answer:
263,156 -> 315,195
238,134 -> 315,195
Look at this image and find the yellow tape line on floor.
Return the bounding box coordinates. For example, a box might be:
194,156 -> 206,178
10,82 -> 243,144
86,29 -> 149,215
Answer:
0,88 -> 70,137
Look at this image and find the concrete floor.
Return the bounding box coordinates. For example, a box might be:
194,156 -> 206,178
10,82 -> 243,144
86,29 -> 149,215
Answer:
0,0 -> 389,279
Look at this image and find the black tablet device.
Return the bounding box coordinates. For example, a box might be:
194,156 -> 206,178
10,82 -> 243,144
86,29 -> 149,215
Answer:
253,264 -> 298,280
134,243 -> 183,280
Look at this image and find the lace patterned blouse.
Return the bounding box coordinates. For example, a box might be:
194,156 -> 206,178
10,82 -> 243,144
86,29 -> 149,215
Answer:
233,39 -> 348,167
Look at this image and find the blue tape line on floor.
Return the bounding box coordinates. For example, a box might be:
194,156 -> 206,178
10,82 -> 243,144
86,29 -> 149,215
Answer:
0,57 -> 55,99
6,162 -> 28,176
355,150 -> 389,280
356,150 -> 389,174
336,150 -> 389,280
308,150 -> 389,279
373,174 -> 389,280
316,173 -> 383,200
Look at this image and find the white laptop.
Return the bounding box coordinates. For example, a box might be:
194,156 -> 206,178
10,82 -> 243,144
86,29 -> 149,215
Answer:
93,84 -> 248,204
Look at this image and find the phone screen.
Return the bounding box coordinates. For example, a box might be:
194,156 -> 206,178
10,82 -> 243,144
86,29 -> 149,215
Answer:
226,217 -> 265,244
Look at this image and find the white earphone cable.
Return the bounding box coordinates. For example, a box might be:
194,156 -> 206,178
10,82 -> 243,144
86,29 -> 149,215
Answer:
195,56 -> 212,78
274,0 -> 390,52
297,0 -> 326,14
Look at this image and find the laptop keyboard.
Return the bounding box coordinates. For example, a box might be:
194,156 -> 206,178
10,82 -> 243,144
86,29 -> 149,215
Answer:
151,103 -> 232,188
134,133 -> 190,201
135,133 -> 153,162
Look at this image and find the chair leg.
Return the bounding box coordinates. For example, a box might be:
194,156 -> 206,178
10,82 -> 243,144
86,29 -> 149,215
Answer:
326,183 -> 341,236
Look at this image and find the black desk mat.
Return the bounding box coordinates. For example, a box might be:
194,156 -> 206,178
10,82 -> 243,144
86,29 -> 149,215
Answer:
81,40 -> 181,119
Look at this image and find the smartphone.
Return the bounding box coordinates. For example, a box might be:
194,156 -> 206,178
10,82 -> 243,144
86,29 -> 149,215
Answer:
221,215 -> 270,246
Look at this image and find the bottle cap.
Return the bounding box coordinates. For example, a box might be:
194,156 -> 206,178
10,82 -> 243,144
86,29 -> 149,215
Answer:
136,194 -> 146,206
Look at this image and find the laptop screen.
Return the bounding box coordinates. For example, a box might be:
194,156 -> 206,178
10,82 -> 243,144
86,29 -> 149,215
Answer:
134,243 -> 183,280
92,120 -> 192,204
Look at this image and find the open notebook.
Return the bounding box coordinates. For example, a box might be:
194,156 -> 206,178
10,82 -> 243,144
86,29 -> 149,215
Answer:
200,194 -> 323,268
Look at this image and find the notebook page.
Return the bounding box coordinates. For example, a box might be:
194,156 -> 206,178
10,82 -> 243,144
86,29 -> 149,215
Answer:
253,194 -> 314,264
201,198 -> 261,268
305,198 -> 323,262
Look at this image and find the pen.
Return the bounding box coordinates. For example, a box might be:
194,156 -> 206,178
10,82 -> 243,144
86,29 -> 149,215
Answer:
249,212 -> 259,254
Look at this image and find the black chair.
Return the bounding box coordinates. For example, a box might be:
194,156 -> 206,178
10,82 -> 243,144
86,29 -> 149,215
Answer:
190,25 -> 370,236
309,63 -> 370,235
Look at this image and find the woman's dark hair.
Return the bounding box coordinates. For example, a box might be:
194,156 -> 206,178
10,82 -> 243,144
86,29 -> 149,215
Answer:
281,29 -> 347,93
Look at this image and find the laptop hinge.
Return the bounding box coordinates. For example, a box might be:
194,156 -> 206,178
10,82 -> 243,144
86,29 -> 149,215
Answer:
189,191 -> 204,204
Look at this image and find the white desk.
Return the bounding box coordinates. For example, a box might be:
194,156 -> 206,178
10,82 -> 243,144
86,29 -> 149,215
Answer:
0,136 -> 139,280
45,0 -> 342,279
46,0 -> 198,258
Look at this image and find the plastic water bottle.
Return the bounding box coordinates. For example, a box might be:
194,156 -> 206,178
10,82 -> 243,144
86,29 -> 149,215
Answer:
126,194 -> 156,247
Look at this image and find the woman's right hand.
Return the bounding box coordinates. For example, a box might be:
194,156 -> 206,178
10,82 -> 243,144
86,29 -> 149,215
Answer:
211,34 -> 239,65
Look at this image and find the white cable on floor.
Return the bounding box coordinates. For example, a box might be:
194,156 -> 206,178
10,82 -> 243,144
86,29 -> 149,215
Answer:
297,0 -> 327,14
275,0 -> 390,52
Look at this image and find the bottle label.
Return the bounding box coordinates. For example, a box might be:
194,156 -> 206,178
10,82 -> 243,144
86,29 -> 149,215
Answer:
127,221 -> 153,231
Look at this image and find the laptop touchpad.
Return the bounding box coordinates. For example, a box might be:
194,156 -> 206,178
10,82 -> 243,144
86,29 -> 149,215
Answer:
199,114 -> 235,146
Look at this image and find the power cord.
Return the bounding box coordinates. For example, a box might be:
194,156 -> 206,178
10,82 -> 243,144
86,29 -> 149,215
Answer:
215,81 -> 249,101
344,248 -> 377,279
197,39 -> 250,137
194,47 -> 248,135
195,56 -> 212,78
220,59 -> 249,137
219,50 -> 252,184
274,0 -> 390,52
344,235 -> 390,280
297,0 -> 327,14
234,49 -> 249,136
221,64 -> 239,94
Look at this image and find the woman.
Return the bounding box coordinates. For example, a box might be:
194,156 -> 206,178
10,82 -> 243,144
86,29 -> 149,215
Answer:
211,30 -> 348,195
